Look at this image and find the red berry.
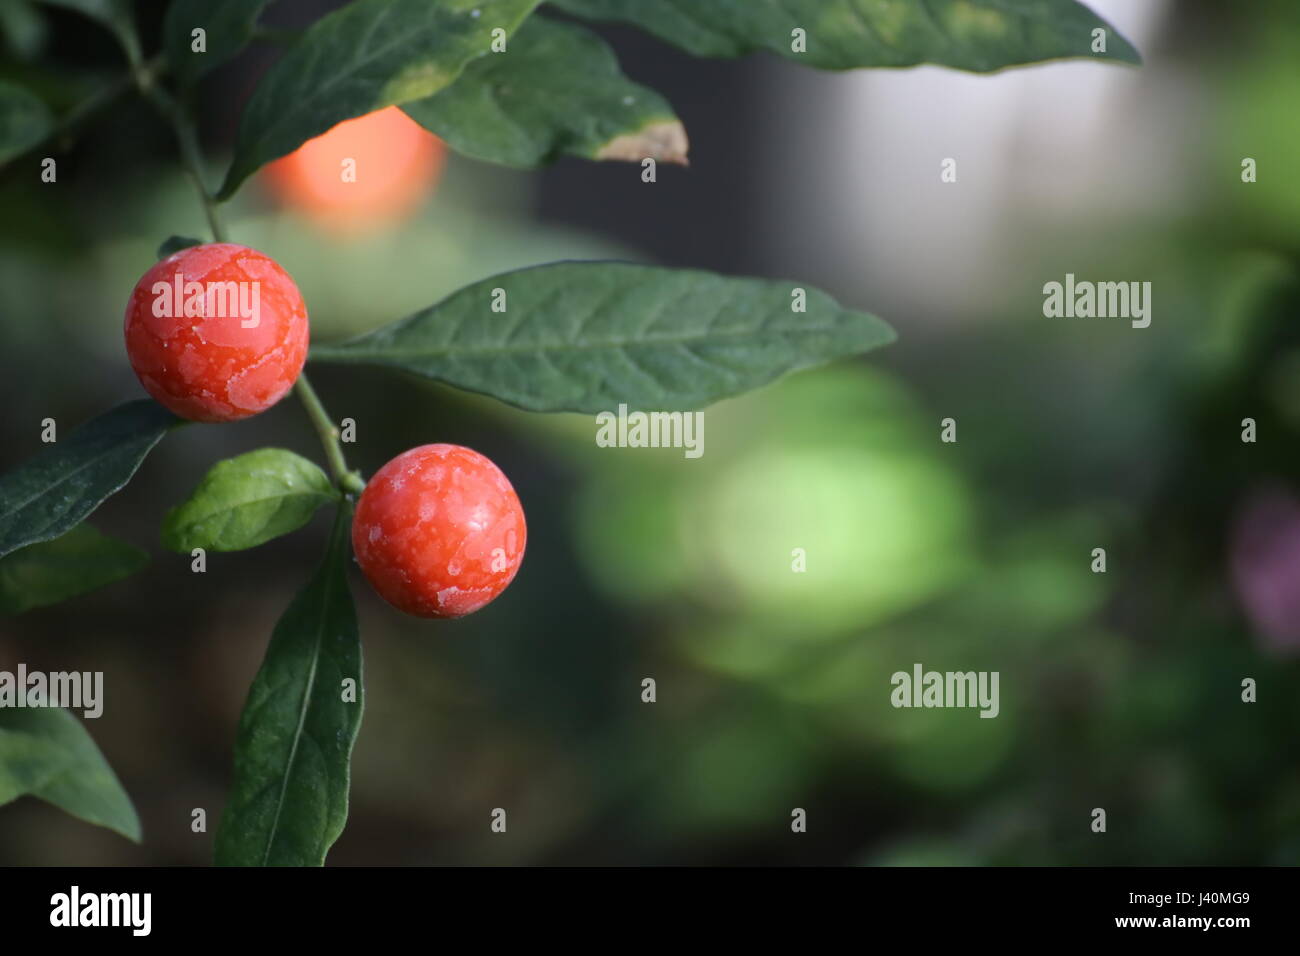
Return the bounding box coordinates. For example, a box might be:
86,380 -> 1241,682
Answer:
124,242 -> 309,423
352,444 -> 526,619
262,106 -> 446,234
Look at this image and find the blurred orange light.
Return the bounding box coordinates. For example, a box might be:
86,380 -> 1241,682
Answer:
261,106 -> 446,234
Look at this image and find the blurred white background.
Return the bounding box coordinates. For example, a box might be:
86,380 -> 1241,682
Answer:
760,0 -> 1182,327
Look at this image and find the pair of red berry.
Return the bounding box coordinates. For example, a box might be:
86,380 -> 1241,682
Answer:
123,242 -> 526,619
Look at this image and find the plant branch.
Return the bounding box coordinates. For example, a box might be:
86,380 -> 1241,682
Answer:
133,44 -> 362,496
295,375 -> 365,496
138,79 -> 229,243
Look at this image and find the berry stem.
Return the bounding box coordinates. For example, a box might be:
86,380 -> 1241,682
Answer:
146,85 -> 230,243
165,93 -> 231,243
143,60 -> 362,497
295,374 -> 366,496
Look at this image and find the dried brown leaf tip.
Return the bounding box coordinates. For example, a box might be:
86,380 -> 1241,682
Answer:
596,120 -> 690,166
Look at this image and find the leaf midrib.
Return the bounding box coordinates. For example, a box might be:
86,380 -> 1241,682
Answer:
575,0 -> 1130,66
0,434 -> 157,553
317,317 -> 884,361
175,489 -> 334,532
260,578 -> 330,866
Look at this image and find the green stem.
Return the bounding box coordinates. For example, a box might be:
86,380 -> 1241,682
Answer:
173,104 -> 229,243
295,375 -> 365,496
136,55 -> 361,496
140,81 -> 229,243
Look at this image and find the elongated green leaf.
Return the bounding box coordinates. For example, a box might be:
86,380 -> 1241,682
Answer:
0,81 -> 53,164
311,262 -> 895,413
550,0 -> 1139,72
404,16 -> 686,168
215,504 -> 362,866
0,401 -> 179,560
0,523 -> 147,616
163,448 -> 337,553
0,707 -> 141,842
217,0 -> 542,199
163,0 -> 269,88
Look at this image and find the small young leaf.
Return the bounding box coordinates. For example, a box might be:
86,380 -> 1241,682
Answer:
0,80 -> 53,165
0,707 -> 142,842
217,0 -> 542,200
0,400 -> 179,561
156,235 -> 205,259
550,0 -> 1140,72
404,16 -> 687,168
310,261 -> 895,413
215,504 -> 362,867
162,448 -> 337,553
0,523 -> 147,616
162,0 -> 269,89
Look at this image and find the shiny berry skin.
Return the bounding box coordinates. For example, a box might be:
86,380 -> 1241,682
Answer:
352,444 -> 527,619
124,243 -> 309,423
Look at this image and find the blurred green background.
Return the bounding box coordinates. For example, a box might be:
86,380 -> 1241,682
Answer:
2,0 -> 1299,865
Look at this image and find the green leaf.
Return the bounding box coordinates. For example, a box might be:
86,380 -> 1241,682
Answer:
404,16 -> 686,168
0,1 -> 50,61
215,504 -> 362,866
0,400 -> 179,561
0,81 -> 53,165
311,261 -> 895,413
0,707 -> 141,842
156,234 -> 205,258
0,523 -> 147,616
37,0 -> 140,65
217,0 -> 542,200
163,448 -> 337,554
549,0 -> 1140,72
162,0 -> 269,89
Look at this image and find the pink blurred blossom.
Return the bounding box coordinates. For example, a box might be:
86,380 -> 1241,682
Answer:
1231,487 -> 1300,654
